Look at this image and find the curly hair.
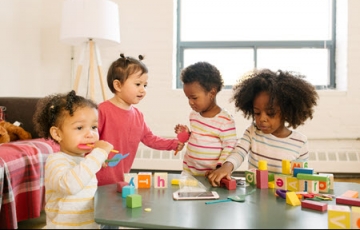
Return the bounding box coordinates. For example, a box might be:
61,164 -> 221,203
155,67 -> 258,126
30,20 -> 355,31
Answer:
231,68 -> 319,129
33,90 -> 97,142
107,53 -> 148,93
180,62 -> 224,93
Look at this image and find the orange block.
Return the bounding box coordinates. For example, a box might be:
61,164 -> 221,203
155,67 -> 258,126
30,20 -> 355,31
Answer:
340,190 -> 359,198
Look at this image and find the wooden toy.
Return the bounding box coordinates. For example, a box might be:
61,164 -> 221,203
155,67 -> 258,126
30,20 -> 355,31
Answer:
171,178 -> 179,185
351,206 -> 360,229
328,205 -> 351,229
122,185 -> 135,198
154,172 -> 168,188
220,178 -> 237,190
336,196 -> 360,206
138,172 -> 152,188
274,174 -> 289,190
340,190 -> 359,198
286,191 -> 301,206
297,173 -> 330,193
282,159 -> 291,175
124,173 -> 138,188
245,168 -> 256,185
256,160 -> 268,189
286,176 -> 299,191
276,189 -> 287,199
291,159 -> 308,173
293,168 -> 313,177
126,194 -> 142,208
116,181 -> 129,193
298,180 -> 319,194
319,173 -> 334,190
301,200 -> 328,212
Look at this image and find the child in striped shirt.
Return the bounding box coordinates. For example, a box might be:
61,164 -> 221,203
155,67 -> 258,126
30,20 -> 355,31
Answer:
206,68 -> 319,187
33,90 -> 113,229
175,61 -> 238,176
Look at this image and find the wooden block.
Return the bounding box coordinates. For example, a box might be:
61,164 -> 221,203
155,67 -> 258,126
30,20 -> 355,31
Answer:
116,181 -> 129,193
138,172 -> 152,188
256,169 -> 268,189
154,172 -> 168,188
340,190 -> 359,198
351,206 -> 360,229
268,181 -> 275,188
258,160 -> 267,170
298,180 -> 319,194
328,205 -> 351,229
296,173 -> 329,182
301,200 -> 328,212
319,173 -> 334,190
245,168 -> 256,185
293,168 -> 314,177
220,178 -> 237,190
268,172 -> 275,182
122,185 -> 135,198
126,194 -> 142,208
282,159 -> 291,175
124,173 -> 138,189
291,159 -> 308,173
274,174 -> 289,190
286,191 -> 301,206
336,197 -> 360,206
286,177 -> 299,192
171,178 -> 179,185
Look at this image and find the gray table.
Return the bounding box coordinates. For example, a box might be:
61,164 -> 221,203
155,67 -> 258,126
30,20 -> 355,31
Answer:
94,174 -> 360,229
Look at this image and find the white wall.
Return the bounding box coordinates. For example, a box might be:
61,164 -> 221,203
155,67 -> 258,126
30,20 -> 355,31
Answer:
1,0 -> 360,151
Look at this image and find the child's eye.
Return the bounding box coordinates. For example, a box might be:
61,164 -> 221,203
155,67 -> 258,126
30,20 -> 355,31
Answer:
144,84 -> 148,88
92,126 -> 98,130
254,112 -> 260,116
76,126 -> 82,130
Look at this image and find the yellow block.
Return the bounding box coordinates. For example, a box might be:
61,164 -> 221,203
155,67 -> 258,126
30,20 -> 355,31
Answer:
282,160 -> 291,175
285,191 -> 301,206
351,206 -> 360,229
328,205 -> 351,229
258,160 -> 267,170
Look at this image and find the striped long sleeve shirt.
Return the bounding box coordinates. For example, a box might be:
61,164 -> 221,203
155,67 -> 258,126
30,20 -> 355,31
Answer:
183,109 -> 237,176
44,148 -> 107,229
226,123 -> 309,174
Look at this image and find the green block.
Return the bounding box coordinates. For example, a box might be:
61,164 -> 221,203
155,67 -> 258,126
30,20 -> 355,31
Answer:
268,173 -> 275,182
126,194 -> 142,208
296,173 -> 329,182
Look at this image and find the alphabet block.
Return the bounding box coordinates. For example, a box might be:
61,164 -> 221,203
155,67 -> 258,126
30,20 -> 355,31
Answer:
245,168 -> 256,185
286,176 -> 299,192
351,206 -> 360,229
301,200 -> 327,212
328,205 -> 351,229
319,173 -> 334,190
298,180 -> 319,194
122,185 -> 135,198
124,173 -> 138,189
138,172 -> 152,188
291,159 -> 308,172
274,174 -> 289,190
126,194 -> 142,208
154,172 -> 168,188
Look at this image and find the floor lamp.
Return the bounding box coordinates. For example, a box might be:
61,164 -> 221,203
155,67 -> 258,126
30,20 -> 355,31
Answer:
60,0 -> 120,101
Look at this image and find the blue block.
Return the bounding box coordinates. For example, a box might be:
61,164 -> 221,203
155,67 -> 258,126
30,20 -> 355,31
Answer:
122,185 -> 135,198
293,168 -> 314,177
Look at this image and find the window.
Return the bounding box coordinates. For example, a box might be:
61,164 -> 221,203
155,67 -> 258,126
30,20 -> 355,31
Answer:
176,0 -> 336,89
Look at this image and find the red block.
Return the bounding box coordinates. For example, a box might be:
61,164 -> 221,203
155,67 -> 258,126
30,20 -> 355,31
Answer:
220,178 -> 237,190
117,181 -> 129,193
301,200 -> 328,212
256,169 -> 268,189
336,196 -> 360,206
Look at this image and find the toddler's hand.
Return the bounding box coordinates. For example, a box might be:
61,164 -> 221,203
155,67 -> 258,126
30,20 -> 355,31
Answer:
174,124 -> 189,134
93,140 -> 113,155
206,162 -> 233,187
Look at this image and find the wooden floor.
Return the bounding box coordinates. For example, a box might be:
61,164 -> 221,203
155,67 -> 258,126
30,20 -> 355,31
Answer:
17,176 -> 360,229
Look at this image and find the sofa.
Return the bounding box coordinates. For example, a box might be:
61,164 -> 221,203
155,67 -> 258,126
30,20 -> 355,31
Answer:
0,97 -> 59,229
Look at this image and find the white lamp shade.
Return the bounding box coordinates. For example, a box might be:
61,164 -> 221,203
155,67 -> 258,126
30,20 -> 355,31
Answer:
60,0 -> 120,47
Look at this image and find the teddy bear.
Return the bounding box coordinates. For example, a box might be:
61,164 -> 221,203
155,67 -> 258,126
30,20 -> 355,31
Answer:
0,120 -> 32,144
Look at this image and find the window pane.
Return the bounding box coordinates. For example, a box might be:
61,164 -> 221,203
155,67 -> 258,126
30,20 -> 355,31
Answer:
183,49 -> 254,86
181,0 -> 332,41
257,49 -> 329,86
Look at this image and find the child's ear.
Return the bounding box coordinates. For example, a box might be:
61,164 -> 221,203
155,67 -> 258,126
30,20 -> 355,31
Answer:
50,126 -> 62,143
113,80 -> 122,92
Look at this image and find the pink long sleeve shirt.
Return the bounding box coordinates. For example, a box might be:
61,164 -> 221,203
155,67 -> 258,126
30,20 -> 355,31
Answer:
97,100 -> 178,186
